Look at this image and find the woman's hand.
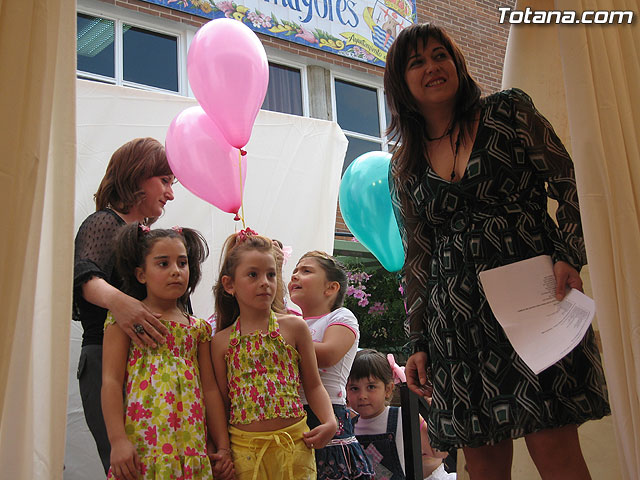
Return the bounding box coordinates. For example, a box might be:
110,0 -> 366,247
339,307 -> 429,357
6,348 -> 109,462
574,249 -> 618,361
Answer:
109,291 -> 168,348
303,416 -> 338,450
405,351 -> 433,398
109,437 -> 140,480
553,260 -> 583,301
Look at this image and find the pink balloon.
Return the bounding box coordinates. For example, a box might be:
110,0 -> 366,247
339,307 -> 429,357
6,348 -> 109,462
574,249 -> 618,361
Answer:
165,106 -> 247,214
187,19 -> 269,149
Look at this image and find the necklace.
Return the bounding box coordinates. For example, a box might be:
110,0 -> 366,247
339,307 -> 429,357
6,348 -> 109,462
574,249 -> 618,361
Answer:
450,132 -> 461,181
426,125 -> 453,142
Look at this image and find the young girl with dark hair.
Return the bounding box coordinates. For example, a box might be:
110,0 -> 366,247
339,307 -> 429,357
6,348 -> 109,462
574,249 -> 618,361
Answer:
102,224 -> 233,480
347,349 -> 453,480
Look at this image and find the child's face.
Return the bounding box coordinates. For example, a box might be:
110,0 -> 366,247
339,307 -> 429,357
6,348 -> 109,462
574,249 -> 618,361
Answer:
346,376 -> 393,419
136,237 -> 189,301
223,250 -> 277,311
288,257 -> 332,311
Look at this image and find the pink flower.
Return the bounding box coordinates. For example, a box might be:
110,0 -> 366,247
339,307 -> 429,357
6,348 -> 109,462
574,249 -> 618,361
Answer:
190,402 -> 204,421
266,379 -> 276,396
165,391 -> 175,404
249,385 -> 259,402
168,412 -> 181,430
127,402 -> 145,421
144,425 -> 157,446
162,443 -> 173,454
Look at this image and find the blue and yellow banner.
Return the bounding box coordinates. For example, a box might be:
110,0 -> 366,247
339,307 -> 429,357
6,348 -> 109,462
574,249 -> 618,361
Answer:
141,0 -> 416,67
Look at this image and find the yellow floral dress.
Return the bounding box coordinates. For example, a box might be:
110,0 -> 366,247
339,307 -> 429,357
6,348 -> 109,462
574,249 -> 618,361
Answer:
105,313 -> 213,479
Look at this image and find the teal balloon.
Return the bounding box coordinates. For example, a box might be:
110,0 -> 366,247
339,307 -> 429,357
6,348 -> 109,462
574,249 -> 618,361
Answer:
339,151 -> 405,272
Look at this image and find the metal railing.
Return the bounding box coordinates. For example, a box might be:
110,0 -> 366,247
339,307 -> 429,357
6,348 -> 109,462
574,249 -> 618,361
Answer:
399,383 -> 457,479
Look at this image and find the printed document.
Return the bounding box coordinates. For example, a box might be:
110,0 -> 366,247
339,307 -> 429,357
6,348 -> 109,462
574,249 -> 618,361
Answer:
478,255 -> 595,374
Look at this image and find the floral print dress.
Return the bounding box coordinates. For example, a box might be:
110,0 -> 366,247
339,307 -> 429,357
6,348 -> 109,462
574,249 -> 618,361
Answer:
105,314 -> 213,479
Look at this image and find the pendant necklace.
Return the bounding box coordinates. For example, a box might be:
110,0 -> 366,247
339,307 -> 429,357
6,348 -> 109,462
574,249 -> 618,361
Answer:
450,132 -> 461,181
426,125 -> 453,142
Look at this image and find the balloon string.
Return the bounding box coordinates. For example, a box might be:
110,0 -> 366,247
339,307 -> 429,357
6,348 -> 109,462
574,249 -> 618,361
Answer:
238,149 -> 246,229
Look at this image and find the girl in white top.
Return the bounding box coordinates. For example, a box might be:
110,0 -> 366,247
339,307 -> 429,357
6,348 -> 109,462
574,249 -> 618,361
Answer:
347,349 -> 455,480
288,251 -> 375,479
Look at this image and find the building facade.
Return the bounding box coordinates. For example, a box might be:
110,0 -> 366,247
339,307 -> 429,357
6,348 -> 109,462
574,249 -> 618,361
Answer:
76,0 -> 514,251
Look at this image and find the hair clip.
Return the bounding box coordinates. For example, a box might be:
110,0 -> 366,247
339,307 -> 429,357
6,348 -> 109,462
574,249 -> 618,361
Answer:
387,354 -> 406,384
139,224 -> 150,234
236,227 -> 258,244
171,225 -> 183,234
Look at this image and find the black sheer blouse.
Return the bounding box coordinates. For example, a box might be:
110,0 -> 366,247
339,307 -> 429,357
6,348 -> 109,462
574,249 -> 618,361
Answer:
73,209 -> 125,346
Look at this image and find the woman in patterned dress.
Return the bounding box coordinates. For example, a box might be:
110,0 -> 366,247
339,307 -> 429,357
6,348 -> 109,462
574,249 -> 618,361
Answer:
384,23 -> 610,479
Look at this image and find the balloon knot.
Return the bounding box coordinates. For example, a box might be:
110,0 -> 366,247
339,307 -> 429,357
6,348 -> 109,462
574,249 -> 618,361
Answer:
240,149 -> 247,156
234,214 -> 241,221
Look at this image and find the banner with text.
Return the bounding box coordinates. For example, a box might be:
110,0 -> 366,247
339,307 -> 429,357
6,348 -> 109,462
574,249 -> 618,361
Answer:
142,0 -> 416,67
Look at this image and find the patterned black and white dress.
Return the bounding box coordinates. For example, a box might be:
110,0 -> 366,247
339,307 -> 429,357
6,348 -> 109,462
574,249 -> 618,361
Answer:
390,88 -> 610,450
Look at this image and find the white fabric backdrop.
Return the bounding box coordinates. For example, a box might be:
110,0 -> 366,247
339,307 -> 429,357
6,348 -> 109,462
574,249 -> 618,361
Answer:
64,79 -> 347,479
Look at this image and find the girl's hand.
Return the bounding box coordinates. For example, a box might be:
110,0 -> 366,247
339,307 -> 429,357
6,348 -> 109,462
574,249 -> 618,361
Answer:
405,351 -> 433,398
303,417 -> 338,450
109,437 -> 140,480
209,448 -> 235,480
553,260 -> 583,301
110,292 -> 168,349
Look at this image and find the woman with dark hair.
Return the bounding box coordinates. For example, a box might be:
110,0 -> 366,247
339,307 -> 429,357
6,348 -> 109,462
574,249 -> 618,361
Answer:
73,137 -> 175,473
385,24 -> 609,479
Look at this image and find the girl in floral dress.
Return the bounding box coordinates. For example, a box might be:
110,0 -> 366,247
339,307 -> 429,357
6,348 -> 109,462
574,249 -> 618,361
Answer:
211,229 -> 337,480
102,224 -> 234,480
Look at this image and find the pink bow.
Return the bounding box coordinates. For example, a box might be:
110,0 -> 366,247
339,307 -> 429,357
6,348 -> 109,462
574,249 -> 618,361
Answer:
237,227 -> 258,243
171,225 -> 183,233
139,224 -> 150,234
282,245 -> 293,266
387,354 -> 406,384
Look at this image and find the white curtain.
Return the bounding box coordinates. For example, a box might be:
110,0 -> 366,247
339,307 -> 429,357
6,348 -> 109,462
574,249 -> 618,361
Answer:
0,0 -> 77,479
503,1 -> 640,478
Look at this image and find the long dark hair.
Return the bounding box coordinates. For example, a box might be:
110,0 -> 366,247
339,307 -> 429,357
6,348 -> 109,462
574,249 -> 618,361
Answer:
95,137 -> 172,214
115,223 -> 209,312
384,23 -> 482,180
213,232 -> 276,330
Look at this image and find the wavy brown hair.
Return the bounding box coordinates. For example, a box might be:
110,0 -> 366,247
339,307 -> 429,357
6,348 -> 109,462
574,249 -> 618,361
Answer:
94,137 -> 172,214
213,232 -> 279,331
384,23 -> 482,180
115,224 -> 209,312
297,251 -> 348,311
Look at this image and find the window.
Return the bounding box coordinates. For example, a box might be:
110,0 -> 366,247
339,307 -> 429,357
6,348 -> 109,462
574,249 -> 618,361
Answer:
333,78 -> 388,173
262,62 -> 303,116
77,12 -> 180,93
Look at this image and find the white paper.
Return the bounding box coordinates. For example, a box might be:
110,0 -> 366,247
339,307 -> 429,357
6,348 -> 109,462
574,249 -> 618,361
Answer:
478,255 -> 595,374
